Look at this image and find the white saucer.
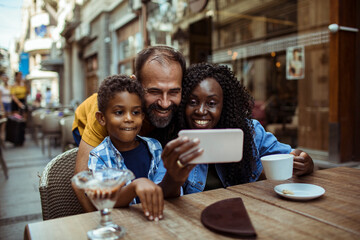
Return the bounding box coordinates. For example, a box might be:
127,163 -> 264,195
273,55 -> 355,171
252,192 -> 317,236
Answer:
274,183 -> 325,200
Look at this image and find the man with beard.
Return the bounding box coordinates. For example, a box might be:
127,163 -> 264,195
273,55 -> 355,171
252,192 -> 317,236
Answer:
72,46 -> 199,211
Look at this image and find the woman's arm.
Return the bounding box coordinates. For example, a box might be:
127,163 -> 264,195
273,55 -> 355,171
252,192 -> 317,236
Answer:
11,92 -> 24,109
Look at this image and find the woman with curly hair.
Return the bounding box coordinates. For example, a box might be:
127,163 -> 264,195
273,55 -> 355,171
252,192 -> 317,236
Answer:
161,63 -> 314,195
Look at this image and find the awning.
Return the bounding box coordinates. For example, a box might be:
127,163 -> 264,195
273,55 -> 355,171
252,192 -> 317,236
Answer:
26,69 -> 58,80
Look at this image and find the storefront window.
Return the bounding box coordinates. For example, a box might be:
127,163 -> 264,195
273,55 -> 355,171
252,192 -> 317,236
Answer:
118,61 -> 133,76
147,1 -> 176,46
117,20 -> 142,74
209,0 -> 329,150
85,55 -> 98,97
174,0 -> 331,151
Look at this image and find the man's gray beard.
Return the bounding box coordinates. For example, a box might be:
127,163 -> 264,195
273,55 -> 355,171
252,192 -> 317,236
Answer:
146,102 -> 177,128
146,109 -> 173,128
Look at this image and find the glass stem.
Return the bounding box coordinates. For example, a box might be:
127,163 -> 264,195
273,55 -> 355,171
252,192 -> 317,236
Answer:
100,208 -> 112,226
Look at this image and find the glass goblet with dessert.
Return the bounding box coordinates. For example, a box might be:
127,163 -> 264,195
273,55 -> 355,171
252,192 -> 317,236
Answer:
72,168 -> 135,240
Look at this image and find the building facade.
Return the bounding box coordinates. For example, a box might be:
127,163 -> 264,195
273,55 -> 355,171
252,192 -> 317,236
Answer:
17,0 -> 60,107
166,0 -> 359,165
60,0 -> 144,104
35,0 -> 359,165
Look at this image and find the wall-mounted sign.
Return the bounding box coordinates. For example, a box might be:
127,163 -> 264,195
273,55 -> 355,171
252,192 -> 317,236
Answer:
35,24 -> 47,37
189,0 -> 208,13
19,52 -> 29,76
286,46 -> 305,80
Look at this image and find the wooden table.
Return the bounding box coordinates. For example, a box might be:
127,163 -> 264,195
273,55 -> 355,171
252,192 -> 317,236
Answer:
25,167 -> 360,239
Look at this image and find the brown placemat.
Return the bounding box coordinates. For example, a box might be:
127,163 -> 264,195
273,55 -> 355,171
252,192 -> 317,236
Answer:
201,197 -> 257,238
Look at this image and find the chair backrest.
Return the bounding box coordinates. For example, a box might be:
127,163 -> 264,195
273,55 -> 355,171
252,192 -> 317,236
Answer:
42,113 -> 62,134
39,147 -> 84,220
60,115 -> 75,144
32,109 -> 45,127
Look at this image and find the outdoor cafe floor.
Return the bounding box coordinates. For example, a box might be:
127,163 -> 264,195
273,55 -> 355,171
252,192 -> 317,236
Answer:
0,132 -> 62,240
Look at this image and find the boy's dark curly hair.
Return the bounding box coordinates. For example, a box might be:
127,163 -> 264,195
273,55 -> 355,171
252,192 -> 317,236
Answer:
175,62 -> 256,185
97,74 -> 144,113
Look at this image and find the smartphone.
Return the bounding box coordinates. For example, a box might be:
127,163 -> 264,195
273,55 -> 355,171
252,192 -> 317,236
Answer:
178,129 -> 244,164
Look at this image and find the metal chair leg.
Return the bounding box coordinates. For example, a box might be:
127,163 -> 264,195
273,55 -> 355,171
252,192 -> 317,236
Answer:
33,127 -> 39,146
48,137 -> 51,159
0,147 -> 8,179
41,135 -> 45,155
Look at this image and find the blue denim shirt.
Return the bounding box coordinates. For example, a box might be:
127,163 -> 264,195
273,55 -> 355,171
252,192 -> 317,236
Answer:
183,119 -> 292,194
88,135 -> 167,204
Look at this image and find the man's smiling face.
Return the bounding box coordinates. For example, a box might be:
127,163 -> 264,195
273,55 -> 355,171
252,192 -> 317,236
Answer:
141,60 -> 182,128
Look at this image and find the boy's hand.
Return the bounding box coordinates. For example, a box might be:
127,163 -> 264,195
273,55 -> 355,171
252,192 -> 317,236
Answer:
290,149 -> 314,176
133,178 -> 164,221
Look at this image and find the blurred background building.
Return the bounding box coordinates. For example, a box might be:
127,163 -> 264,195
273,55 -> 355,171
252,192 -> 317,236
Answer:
0,48 -> 11,77
9,0 -> 360,165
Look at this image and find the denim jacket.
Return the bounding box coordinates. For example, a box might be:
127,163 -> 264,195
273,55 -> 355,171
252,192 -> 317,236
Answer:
182,120 -> 292,194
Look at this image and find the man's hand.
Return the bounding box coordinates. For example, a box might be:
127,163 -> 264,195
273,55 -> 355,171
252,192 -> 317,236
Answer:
290,149 -> 314,176
132,178 -> 164,221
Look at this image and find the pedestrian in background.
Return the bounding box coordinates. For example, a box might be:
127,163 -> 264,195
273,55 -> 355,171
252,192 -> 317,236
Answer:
0,74 -> 12,116
0,74 -> 12,144
7,72 -> 28,146
11,72 -> 28,117
34,89 -> 42,108
45,87 -> 52,106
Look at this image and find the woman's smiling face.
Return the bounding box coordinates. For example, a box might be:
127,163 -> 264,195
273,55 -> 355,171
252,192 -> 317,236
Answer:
185,78 -> 223,129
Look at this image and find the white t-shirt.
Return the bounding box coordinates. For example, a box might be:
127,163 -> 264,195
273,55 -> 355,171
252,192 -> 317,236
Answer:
0,85 -> 12,103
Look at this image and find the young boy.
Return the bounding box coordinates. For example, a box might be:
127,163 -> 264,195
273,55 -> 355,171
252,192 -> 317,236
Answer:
88,75 -> 166,221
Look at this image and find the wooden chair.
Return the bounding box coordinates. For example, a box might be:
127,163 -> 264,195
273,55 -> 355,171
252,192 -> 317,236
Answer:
39,148 -> 84,220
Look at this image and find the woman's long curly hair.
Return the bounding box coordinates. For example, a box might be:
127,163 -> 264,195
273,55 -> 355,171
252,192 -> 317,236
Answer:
174,62 -> 256,185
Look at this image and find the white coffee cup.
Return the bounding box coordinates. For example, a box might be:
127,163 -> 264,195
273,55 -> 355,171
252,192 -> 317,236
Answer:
260,154 -> 294,180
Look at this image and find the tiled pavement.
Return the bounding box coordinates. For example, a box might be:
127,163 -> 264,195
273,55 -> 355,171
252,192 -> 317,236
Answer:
0,133 -> 62,240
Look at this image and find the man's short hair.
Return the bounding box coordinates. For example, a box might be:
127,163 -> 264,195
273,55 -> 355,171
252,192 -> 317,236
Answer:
97,74 -> 144,113
135,45 -> 186,83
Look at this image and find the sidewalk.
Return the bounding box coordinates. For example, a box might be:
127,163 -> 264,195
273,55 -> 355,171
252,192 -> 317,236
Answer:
0,133 -> 62,240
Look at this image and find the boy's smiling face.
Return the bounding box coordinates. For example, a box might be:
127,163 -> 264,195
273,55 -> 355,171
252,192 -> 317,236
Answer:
96,91 -> 144,152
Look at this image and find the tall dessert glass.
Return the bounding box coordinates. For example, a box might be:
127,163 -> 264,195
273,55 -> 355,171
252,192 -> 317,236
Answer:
72,168 -> 135,240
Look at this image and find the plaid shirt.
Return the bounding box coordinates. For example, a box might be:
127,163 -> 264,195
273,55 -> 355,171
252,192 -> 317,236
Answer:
88,135 -> 166,205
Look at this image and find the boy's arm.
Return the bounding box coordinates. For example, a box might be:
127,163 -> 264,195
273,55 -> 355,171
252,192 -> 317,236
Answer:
113,182 -> 137,207
115,178 -> 164,221
74,139 -> 93,173
72,139 -> 96,212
